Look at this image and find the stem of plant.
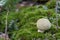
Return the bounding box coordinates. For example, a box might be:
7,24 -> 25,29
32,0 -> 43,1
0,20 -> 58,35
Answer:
56,0 -> 59,29
5,10 -> 9,40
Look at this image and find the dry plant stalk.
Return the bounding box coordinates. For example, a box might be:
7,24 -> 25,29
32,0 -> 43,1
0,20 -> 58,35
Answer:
5,10 -> 9,40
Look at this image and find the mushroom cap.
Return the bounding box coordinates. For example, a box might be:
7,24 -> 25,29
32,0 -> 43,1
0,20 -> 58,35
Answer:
37,18 -> 51,32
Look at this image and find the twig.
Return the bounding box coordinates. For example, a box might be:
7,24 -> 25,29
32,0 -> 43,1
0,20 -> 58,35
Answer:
5,9 -> 9,40
56,0 -> 59,29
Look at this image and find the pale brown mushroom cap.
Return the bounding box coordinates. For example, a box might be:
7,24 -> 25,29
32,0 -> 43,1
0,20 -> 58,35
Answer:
37,18 -> 51,33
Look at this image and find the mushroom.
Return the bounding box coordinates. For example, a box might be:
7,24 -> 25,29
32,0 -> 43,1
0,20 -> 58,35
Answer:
37,18 -> 51,33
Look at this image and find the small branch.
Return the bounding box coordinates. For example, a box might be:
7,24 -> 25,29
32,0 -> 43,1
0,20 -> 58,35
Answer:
55,0 -> 59,29
5,9 -> 9,40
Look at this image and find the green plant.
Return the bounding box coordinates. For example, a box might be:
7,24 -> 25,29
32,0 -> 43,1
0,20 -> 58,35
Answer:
46,0 -> 56,9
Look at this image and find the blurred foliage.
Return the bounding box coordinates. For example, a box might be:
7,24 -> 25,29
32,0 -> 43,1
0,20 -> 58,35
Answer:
0,38 -> 4,40
4,0 -> 22,10
0,0 -> 60,40
46,0 -> 56,9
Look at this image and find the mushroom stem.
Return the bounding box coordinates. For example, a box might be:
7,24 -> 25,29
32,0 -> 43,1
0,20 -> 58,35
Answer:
38,30 -> 44,33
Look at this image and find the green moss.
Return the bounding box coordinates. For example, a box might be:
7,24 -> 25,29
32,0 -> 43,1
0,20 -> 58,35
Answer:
0,5 -> 60,40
